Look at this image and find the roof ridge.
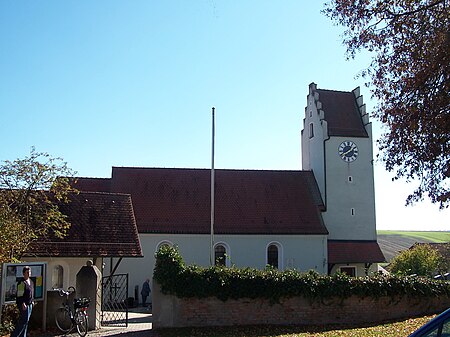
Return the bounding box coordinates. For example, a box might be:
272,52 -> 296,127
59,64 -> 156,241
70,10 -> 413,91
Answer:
73,176 -> 111,180
112,167 -> 310,173
74,191 -> 131,197
316,88 -> 352,94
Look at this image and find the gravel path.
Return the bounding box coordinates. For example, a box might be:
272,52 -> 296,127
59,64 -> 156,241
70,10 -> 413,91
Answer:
29,307 -> 156,337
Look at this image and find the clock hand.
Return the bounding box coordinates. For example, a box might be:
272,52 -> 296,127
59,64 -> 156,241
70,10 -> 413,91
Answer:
341,147 -> 354,157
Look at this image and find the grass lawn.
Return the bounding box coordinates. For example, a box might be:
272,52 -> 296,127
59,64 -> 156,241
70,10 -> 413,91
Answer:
158,314 -> 435,337
377,230 -> 450,243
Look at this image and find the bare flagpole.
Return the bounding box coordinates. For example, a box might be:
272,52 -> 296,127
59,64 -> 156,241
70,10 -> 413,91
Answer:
210,107 -> 215,266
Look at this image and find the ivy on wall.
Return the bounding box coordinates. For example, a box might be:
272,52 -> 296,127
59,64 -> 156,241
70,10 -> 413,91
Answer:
153,245 -> 450,303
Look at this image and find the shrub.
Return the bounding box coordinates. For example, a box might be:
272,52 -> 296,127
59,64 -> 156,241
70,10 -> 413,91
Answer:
153,246 -> 450,303
390,244 -> 446,277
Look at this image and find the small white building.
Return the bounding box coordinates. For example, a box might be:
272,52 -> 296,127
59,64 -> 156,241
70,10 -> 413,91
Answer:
24,191 -> 142,291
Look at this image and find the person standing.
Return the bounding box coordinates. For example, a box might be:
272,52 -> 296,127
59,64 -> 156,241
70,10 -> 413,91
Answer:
141,279 -> 150,307
12,266 -> 34,337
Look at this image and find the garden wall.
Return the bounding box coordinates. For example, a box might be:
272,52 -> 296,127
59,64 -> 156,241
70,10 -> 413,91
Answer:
152,281 -> 450,328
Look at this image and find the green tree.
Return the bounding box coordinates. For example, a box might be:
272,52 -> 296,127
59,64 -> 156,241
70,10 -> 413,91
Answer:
323,0 -> 449,208
389,244 -> 445,277
0,148 -> 76,263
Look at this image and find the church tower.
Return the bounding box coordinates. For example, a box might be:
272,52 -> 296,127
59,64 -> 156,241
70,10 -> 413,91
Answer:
301,83 -> 377,242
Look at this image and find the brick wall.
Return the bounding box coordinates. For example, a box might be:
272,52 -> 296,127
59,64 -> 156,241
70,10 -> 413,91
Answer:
152,281 -> 450,328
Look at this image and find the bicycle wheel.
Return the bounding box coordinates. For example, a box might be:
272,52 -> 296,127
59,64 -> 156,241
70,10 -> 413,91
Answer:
75,310 -> 88,337
55,307 -> 72,333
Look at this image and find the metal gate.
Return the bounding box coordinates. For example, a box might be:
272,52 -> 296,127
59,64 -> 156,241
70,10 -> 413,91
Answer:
101,273 -> 129,327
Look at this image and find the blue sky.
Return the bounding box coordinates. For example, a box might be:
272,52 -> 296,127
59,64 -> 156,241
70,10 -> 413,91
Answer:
0,1 -> 447,230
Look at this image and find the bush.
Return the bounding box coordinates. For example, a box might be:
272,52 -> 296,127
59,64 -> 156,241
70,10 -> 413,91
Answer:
0,303 -> 19,335
153,246 -> 450,303
390,244 -> 446,277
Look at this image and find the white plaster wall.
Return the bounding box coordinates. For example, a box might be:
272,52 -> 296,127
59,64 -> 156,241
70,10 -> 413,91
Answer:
24,257 -> 102,292
322,134 -> 377,241
302,91 -> 327,200
103,233 -> 328,297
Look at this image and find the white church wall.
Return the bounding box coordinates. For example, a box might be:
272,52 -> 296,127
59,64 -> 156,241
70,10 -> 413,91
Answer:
103,233 -> 328,298
322,135 -> 377,241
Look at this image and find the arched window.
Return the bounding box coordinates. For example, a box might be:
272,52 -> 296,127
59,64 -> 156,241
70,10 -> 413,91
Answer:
214,242 -> 230,267
214,244 -> 226,266
52,265 -> 63,289
156,240 -> 174,252
267,245 -> 279,269
266,242 -> 283,269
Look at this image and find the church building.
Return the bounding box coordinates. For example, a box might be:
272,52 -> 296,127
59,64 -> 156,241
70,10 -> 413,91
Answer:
72,83 -> 385,293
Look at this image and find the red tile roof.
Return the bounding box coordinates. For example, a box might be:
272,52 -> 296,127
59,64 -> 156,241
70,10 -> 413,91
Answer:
72,177 -> 111,192
75,167 -> 328,235
25,191 -> 142,258
328,240 -> 385,264
316,89 -> 368,138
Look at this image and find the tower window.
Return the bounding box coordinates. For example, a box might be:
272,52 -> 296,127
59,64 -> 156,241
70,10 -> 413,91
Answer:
348,176 -> 353,183
351,208 -> 355,216
309,123 -> 314,138
309,110 -> 312,118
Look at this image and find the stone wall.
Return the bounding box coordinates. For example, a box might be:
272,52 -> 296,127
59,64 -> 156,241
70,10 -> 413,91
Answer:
152,281 -> 450,328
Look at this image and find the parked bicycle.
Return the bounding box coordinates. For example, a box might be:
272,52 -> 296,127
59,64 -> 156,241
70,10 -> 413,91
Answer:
54,286 -> 90,336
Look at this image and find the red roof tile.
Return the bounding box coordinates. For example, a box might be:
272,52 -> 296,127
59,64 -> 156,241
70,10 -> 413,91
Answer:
316,89 -> 368,138
328,240 -> 385,264
76,167 -> 328,235
25,191 -> 142,258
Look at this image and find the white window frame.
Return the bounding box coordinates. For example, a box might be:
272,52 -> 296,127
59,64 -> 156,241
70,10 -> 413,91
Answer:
265,241 -> 284,270
155,240 -> 174,252
214,242 -> 231,267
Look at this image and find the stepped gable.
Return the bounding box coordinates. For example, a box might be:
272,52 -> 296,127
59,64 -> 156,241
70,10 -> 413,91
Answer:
312,85 -> 369,138
25,191 -> 142,258
106,166 -> 328,235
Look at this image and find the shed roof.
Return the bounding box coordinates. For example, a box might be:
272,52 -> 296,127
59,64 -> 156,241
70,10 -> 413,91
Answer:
25,191 -> 142,258
328,240 -> 385,264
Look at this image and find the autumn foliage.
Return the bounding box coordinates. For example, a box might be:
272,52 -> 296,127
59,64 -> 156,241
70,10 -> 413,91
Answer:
0,148 -> 76,263
324,0 -> 449,208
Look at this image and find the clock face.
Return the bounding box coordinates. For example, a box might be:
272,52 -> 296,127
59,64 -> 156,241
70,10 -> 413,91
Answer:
338,141 -> 359,162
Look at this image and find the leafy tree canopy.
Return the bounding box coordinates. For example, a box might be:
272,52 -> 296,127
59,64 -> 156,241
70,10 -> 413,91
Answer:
0,148 -> 76,263
324,0 -> 449,208
389,243 -> 446,277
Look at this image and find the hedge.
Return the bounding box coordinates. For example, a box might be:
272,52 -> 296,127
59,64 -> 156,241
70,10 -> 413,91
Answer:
153,245 -> 450,303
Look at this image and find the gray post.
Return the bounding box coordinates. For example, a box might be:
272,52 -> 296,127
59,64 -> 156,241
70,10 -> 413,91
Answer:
76,260 -> 102,330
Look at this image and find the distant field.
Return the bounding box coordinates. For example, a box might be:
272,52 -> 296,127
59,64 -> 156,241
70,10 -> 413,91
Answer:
377,230 -> 450,243
377,230 -> 450,262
